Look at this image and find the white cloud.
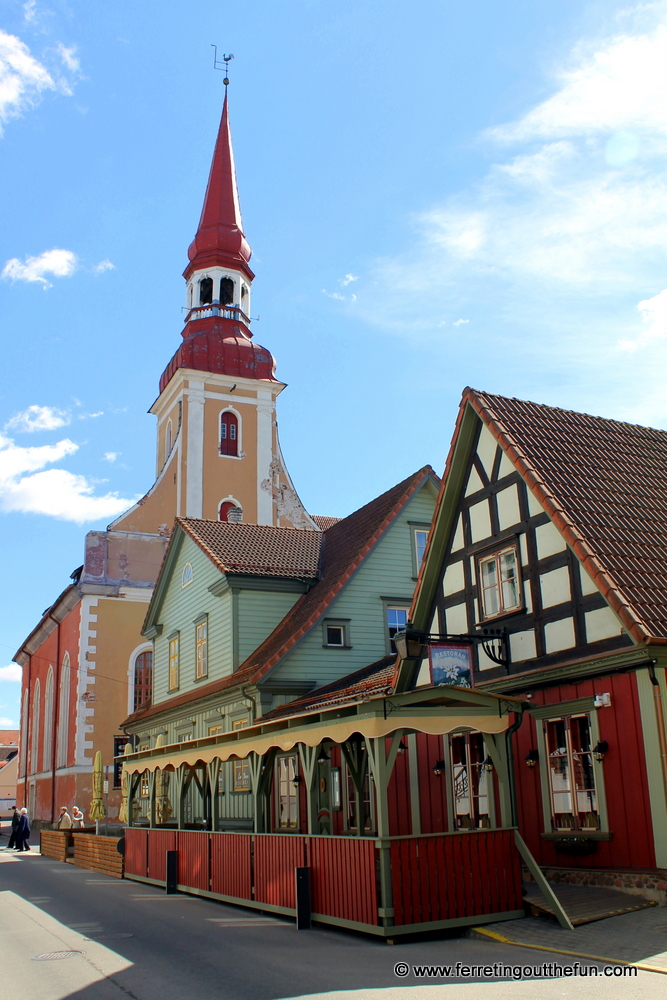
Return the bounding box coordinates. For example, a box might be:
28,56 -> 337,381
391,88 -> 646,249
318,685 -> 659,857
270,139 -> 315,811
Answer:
23,2 -> 38,24
620,288 -> 667,351
2,248 -> 77,288
93,259 -> 115,274
322,289 -> 345,301
57,43 -> 80,74
0,431 -> 138,523
341,274 -> 358,286
0,29 -> 55,131
0,664 -> 22,683
103,452 -> 118,462
452,319 -> 469,327
0,716 -> 18,727
5,405 -> 70,433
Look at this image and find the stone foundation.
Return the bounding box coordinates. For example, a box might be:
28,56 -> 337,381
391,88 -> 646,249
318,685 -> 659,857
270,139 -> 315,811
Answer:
523,865 -> 667,906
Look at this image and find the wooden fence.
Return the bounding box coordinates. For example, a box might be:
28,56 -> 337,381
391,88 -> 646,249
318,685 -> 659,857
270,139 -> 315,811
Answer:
71,834 -> 124,878
123,827 -> 523,936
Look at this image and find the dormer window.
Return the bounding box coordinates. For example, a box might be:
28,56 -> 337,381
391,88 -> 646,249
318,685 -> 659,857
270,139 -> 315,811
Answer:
199,277 -> 213,304
220,277 -> 234,305
220,411 -> 239,456
477,543 -> 522,620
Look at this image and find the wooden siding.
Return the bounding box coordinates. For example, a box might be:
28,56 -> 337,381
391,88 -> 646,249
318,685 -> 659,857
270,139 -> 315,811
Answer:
71,834 -> 124,878
124,827 -> 149,877
390,829 -> 522,925
514,671 -> 655,869
210,833 -> 252,899
268,482 -> 437,687
254,835 -> 306,908
147,829 -> 177,881
177,831 -> 209,890
236,589 -> 302,667
152,535 -> 232,705
309,836 -> 378,925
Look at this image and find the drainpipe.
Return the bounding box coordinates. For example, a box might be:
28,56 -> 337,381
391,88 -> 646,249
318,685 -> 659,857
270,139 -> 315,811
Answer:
505,708 -> 525,828
48,613 -> 61,825
648,662 -> 667,800
240,686 -> 258,724
23,653 -> 32,808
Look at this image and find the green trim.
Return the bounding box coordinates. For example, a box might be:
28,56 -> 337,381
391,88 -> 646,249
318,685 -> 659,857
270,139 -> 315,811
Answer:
208,578 -> 228,597
636,666 -> 667,868
227,575 -> 312,593
142,529 -> 185,632
143,624 -> 162,640
479,646 -> 652,693
514,831 -> 574,930
529,697 -> 595,719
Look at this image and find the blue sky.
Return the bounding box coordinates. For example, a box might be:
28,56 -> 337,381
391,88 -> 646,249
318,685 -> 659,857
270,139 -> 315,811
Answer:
1,0 -> 667,724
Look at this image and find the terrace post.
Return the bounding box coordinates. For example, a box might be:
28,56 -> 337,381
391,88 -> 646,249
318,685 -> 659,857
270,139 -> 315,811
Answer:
127,774 -> 140,827
298,744 -> 318,834
340,739 -> 368,837
484,734 -> 513,828
206,759 -> 221,832
367,732 -> 404,927
175,764 -> 186,830
148,770 -> 157,828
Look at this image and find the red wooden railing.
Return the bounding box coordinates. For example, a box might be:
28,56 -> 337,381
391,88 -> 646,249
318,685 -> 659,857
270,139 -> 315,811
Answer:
308,835 -> 378,925
390,828 -> 522,925
124,827 -> 522,932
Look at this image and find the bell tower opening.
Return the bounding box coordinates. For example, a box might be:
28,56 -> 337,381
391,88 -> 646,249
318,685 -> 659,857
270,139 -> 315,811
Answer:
220,277 -> 235,305
199,277 -> 213,304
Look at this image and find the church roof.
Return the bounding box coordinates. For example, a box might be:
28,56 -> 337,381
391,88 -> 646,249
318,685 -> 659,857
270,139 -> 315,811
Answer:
177,519 -> 322,579
184,92 -> 253,282
440,389 -> 667,644
124,466 -> 437,726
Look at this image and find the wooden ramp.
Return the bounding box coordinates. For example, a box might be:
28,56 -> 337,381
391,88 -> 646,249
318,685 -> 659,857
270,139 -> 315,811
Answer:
524,883 -> 657,926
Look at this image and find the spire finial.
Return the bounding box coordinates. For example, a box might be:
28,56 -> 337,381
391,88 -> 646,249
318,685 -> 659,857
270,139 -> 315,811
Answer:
212,46 -> 234,90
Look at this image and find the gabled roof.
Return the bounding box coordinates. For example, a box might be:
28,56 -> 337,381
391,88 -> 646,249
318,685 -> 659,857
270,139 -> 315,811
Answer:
413,388 -> 667,648
178,520 -> 322,579
311,515 -> 342,531
125,466 -> 438,726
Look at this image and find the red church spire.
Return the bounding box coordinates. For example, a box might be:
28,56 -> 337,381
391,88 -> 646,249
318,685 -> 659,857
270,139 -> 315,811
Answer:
184,92 -> 254,282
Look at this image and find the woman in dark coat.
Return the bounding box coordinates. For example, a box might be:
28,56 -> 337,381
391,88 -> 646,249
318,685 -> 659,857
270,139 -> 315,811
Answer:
7,806 -> 20,849
15,808 -> 30,851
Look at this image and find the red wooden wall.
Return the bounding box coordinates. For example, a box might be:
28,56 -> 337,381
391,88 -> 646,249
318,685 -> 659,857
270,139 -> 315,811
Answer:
513,670 -> 655,869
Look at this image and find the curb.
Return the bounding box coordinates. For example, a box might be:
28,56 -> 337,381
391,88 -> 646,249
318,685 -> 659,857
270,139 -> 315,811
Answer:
470,925 -> 667,976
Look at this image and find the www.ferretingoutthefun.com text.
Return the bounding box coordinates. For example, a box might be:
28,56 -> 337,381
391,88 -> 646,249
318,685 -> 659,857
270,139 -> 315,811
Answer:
393,962 -> 638,980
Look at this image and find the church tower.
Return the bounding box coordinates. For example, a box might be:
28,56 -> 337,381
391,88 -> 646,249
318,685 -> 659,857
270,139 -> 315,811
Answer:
112,93 -> 316,534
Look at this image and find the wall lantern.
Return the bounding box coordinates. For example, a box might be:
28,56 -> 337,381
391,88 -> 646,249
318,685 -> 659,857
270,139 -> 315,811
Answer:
292,774 -> 303,787
483,756 -> 494,773
397,740 -> 408,754
432,759 -> 446,777
317,748 -> 330,764
593,741 -> 608,762
393,622 -> 427,660
525,749 -> 539,768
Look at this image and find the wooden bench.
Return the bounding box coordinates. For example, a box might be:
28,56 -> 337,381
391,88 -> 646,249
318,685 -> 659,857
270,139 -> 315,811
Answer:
40,830 -> 73,862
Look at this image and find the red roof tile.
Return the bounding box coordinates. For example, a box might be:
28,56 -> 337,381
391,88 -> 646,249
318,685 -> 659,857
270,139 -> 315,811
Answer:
464,389 -> 667,643
178,520 -> 322,578
311,516 -> 342,531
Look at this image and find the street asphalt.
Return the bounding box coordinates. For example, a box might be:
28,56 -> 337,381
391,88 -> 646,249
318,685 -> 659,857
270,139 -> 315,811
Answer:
1,833 -> 666,1000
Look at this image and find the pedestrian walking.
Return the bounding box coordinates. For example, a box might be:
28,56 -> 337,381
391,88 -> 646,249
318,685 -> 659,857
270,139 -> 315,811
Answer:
15,807 -> 30,851
7,806 -> 20,849
71,806 -> 84,828
55,806 -> 72,830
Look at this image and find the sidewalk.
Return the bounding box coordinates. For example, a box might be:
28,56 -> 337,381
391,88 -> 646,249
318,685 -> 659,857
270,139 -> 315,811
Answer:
472,904 -> 667,972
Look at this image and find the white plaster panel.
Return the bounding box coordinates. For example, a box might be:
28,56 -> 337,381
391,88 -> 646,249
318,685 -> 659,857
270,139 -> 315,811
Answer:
445,602 -> 468,634
496,484 -> 521,531
544,617 -> 576,654
465,465 -> 485,496
451,515 -> 464,552
519,533 -> 529,566
526,488 -> 545,518
443,560 -> 465,597
415,661 -> 431,687
469,500 -> 492,542
535,521 -> 567,560
579,564 -> 599,596
476,425 -> 497,479
477,645 -> 498,671
524,581 -> 533,614
510,629 -> 537,663
498,452 -> 515,479
540,566 -> 571,609
585,607 -> 622,644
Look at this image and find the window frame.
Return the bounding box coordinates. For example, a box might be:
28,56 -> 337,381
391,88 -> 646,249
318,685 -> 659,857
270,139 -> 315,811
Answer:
475,541 -> 523,622
232,719 -> 250,792
382,598 -> 412,655
219,408 -> 242,459
448,731 -> 494,830
168,632 -> 180,692
408,521 -> 432,578
133,649 -> 153,712
276,754 -> 299,830
322,618 -> 351,649
194,615 -> 208,681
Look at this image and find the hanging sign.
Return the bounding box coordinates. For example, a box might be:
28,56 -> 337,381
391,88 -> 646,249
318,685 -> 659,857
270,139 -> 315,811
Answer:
428,642 -> 473,689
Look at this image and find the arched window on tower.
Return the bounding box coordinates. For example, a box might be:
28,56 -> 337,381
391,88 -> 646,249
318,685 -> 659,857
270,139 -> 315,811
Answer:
220,277 -> 234,305
199,277 -> 213,305
220,411 -> 239,456
133,650 -> 153,712
219,501 -> 243,522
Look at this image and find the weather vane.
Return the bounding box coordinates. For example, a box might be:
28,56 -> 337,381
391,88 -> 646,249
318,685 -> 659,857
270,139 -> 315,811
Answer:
211,46 -> 234,89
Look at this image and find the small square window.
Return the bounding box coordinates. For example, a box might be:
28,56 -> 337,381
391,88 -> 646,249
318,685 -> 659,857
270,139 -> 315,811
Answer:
387,606 -> 410,653
415,529 -> 429,569
476,544 -> 522,620
326,625 -> 344,646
